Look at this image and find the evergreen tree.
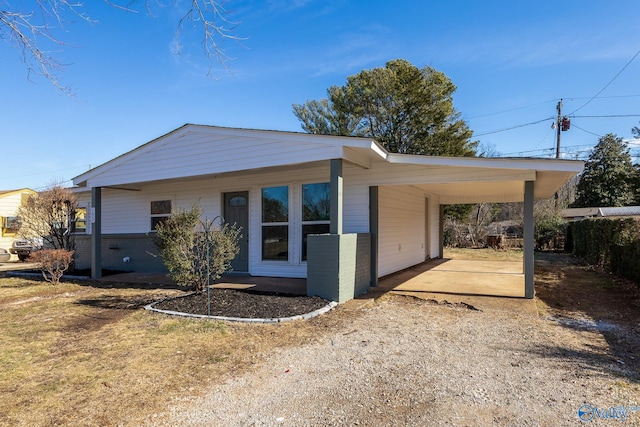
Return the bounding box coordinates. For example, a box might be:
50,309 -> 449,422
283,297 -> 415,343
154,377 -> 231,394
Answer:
293,59 -> 477,157
573,134 -> 636,207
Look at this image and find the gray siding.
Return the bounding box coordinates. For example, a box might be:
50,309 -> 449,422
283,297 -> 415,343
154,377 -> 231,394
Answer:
75,234 -> 166,273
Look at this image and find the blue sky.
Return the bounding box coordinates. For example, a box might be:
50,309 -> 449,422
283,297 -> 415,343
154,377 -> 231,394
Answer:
2,0 -> 640,191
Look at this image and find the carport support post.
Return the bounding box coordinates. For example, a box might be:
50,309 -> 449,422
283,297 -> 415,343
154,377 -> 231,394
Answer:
330,159 -> 343,235
524,180 -> 534,298
439,205 -> 445,259
91,187 -> 102,280
369,186 -> 378,287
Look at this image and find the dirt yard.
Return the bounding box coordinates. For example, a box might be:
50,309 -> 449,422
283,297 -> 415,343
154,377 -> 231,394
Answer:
1,251 -> 638,426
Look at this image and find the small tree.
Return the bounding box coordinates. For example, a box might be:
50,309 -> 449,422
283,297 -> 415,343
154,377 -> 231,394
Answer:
29,249 -> 74,285
155,204 -> 242,293
17,184 -> 78,251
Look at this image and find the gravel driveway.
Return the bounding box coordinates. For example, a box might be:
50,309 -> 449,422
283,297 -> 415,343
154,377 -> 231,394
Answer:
145,294 -> 640,426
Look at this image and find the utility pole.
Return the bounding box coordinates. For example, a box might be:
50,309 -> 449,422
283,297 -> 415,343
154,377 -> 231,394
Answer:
556,99 -> 562,159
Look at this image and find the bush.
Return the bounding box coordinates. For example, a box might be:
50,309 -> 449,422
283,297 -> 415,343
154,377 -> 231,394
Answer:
155,204 -> 242,293
572,217 -> 640,286
29,249 -> 75,285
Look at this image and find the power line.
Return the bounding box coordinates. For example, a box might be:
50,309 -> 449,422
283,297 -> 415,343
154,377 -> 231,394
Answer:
474,117 -> 553,137
571,114 -> 640,118
468,99 -> 557,119
570,123 -> 602,137
568,48 -> 640,115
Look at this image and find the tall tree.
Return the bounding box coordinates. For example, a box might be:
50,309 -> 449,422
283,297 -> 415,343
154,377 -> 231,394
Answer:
293,59 -> 477,157
573,133 -> 636,208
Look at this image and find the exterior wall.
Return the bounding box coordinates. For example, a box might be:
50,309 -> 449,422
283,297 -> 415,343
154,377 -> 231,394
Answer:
75,162 -> 446,279
74,234 -> 165,273
377,185 -> 427,277
0,190 -> 33,260
76,165 -> 337,277
307,233 -> 371,302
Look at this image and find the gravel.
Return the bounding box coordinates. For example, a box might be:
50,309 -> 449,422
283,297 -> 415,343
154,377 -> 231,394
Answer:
145,295 -> 640,426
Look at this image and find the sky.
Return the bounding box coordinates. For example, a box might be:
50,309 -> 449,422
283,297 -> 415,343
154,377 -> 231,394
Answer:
2,0 -> 640,191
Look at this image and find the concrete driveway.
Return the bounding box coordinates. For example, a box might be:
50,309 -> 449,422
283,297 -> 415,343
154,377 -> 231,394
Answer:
367,258 -> 535,315
0,261 -> 38,273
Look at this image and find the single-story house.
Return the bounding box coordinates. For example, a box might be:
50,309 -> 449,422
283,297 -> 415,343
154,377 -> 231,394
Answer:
562,206 -> 640,220
71,124 -> 583,301
0,188 -> 36,261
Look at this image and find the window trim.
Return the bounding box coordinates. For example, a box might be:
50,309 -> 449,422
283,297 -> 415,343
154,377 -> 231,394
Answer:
260,186 -> 290,262
149,199 -> 173,232
70,206 -> 88,234
300,182 -> 331,262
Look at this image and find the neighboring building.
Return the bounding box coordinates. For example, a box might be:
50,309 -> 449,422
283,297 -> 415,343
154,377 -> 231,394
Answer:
0,188 -> 36,261
562,206 -> 640,220
71,124 -> 584,301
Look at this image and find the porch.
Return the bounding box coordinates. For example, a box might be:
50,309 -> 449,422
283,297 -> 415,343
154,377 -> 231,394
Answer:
99,256 -> 524,300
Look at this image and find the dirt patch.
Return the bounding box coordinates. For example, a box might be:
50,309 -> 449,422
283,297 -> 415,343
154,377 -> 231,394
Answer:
535,252 -> 640,327
152,289 -> 331,318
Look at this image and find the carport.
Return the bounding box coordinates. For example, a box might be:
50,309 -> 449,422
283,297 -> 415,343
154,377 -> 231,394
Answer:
378,258 -> 525,298
368,154 -> 584,299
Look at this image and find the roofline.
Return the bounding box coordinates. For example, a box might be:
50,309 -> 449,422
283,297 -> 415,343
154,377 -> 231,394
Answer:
72,123 -> 382,186
71,123 -> 585,187
0,188 -> 37,198
386,153 -> 585,171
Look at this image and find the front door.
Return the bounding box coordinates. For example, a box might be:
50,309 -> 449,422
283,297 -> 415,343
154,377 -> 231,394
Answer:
224,191 -> 249,273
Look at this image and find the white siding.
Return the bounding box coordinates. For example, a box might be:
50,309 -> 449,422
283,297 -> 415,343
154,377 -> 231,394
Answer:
76,160 -> 447,279
85,132 -> 343,188
0,190 -> 33,256
378,185 -> 426,277
78,165 -> 333,278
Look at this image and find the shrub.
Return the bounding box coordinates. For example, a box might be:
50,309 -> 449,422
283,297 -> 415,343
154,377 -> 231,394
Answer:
155,204 -> 242,293
29,249 -> 75,285
572,217 -> 640,287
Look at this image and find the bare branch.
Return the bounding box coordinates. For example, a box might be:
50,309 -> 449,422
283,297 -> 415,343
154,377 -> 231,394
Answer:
1,0 -> 243,93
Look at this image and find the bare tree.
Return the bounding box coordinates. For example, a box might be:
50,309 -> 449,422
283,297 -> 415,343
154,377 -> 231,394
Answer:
16,184 -> 78,251
1,1 -> 242,93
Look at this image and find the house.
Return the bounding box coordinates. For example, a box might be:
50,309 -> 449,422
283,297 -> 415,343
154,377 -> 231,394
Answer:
71,124 -> 583,302
562,206 -> 640,220
0,188 -> 36,261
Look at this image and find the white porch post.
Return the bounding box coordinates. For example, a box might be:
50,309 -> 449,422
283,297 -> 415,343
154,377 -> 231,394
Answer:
91,187 -> 102,280
524,180 -> 535,298
330,159 -> 343,235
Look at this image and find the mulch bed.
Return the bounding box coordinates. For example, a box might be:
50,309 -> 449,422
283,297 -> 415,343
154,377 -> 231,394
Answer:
153,289 -> 331,319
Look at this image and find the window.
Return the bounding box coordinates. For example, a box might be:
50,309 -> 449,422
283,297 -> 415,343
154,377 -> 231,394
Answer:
70,208 -> 87,233
261,186 -> 288,260
150,200 -> 172,230
301,182 -> 330,260
1,216 -> 21,237
228,195 -> 247,207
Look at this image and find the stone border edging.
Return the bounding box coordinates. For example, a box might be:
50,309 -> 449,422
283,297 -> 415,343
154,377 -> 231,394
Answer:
144,297 -> 338,323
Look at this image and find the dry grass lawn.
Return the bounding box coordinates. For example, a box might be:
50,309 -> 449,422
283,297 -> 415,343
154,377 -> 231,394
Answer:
1,249 -> 637,426
444,247 -> 524,262
0,277 -> 357,426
